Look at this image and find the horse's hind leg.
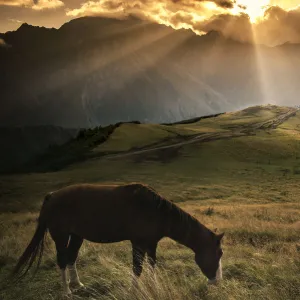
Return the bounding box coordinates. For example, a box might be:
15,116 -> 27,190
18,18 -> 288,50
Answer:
49,230 -> 71,298
67,234 -> 84,289
131,242 -> 146,289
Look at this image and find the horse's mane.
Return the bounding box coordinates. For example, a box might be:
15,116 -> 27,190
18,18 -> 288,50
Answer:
128,183 -> 199,230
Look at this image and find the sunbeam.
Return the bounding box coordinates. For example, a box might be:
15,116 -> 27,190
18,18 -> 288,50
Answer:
80,27 -> 193,126
251,23 -> 275,105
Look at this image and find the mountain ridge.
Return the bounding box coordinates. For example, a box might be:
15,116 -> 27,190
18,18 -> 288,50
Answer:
1,16 -> 300,128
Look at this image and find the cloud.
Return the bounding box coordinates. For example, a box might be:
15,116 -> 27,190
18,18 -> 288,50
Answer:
66,0 -> 229,18
66,0 -> 230,33
66,0 -> 125,18
195,13 -> 254,43
0,0 -> 64,10
255,5 -> 300,45
8,18 -> 23,23
195,5 -> 300,46
0,0 -> 31,6
214,0 -> 235,9
32,0 -> 64,10
65,0 -> 254,42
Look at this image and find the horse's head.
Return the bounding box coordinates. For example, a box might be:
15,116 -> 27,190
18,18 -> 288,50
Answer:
195,232 -> 224,284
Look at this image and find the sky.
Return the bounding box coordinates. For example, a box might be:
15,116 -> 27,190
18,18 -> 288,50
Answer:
1,0 -> 300,45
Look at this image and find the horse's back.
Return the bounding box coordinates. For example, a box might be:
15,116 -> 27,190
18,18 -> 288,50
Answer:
50,183 -> 151,207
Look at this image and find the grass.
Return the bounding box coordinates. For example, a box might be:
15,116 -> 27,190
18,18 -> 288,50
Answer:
94,124 -> 176,153
0,105 -> 300,299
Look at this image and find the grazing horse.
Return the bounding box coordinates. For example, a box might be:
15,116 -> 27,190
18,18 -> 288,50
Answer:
13,183 -> 224,297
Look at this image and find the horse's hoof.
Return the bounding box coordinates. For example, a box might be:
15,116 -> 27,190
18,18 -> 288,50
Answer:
70,281 -> 85,290
208,279 -> 220,286
62,292 -> 72,299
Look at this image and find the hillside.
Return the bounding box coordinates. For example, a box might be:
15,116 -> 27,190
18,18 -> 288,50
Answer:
0,105 -> 299,300
16,104 -> 296,173
1,17 -> 300,127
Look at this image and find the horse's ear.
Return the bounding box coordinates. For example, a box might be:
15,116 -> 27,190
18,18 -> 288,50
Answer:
214,228 -> 218,233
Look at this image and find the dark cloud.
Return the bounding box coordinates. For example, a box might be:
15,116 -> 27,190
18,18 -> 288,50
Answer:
214,0 -> 235,9
175,0 -> 236,9
0,0 -> 64,9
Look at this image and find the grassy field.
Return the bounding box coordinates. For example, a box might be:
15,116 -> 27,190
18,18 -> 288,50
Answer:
0,105 -> 300,300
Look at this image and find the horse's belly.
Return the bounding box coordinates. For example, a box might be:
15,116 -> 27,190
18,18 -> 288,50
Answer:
70,219 -> 131,243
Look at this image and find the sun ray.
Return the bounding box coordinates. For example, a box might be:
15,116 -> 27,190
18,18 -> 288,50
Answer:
80,26 -> 193,126
251,23 -> 275,105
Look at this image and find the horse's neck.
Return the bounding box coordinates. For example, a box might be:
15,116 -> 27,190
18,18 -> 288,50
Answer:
165,210 -> 209,252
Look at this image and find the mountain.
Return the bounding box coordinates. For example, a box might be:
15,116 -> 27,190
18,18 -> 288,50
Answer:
1,16 -> 300,127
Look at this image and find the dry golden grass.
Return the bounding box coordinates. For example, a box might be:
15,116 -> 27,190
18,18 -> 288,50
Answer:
0,195 -> 299,300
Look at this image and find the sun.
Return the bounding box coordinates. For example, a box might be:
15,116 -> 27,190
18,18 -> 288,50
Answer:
234,0 -> 271,23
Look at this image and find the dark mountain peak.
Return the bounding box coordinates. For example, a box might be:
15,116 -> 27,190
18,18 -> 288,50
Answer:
18,22 -> 32,30
16,22 -> 53,33
59,15 -> 144,32
3,22 -> 56,46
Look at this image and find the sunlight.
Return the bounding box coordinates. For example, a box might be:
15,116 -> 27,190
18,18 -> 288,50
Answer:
251,23 -> 275,105
233,0 -> 271,23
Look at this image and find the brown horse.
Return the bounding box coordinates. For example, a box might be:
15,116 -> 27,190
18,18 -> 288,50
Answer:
13,183 -> 224,297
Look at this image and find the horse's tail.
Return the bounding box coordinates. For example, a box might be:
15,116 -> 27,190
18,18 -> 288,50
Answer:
12,193 -> 52,279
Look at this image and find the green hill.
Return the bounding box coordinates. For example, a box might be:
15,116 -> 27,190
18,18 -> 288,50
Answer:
0,105 -> 299,300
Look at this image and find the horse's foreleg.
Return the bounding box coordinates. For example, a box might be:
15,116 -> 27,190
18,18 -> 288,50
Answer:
68,264 -> 84,289
67,234 -> 84,289
60,268 -> 72,298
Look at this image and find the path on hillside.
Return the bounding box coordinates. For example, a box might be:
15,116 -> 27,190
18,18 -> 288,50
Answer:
104,108 -> 298,160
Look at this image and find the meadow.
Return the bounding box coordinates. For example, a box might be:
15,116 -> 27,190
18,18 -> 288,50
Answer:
0,105 -> 299,300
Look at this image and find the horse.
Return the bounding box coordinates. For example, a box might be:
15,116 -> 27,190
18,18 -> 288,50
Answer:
13,183 -> 224,298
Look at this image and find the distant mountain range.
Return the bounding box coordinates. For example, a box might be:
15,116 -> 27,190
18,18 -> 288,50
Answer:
1,16 -> 300,127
